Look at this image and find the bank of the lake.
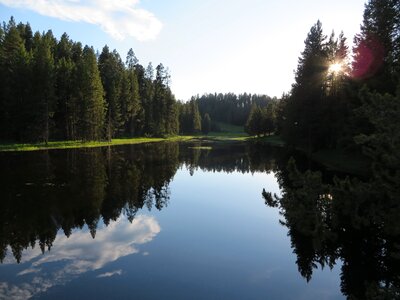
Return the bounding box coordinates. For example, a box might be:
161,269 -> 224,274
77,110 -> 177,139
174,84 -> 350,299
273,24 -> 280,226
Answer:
0,136 -> 193,152
0,133 -> 369,176
257,135 -> 370,176
0,134 -> 250,152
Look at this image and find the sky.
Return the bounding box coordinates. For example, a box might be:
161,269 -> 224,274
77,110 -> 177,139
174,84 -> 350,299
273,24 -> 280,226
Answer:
0,0 -> 367,100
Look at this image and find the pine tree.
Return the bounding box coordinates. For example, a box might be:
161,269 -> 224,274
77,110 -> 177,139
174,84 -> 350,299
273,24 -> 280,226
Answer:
54,33 -> 75,139
126,48 -> 138,69
122,48 -> 141,136
284,20 -> 329,150
67,41 -> 84,140
191,99 -> 202,133
143,62 -> 155,134
78,46 -> 106,140
202,113 -> 211,134
0,18 -> 30,141
245,105 -> 264,136
353,0 -> 399,94
153,63 -> 168,135
98,46 -> 124,140
31,31 -> 56,143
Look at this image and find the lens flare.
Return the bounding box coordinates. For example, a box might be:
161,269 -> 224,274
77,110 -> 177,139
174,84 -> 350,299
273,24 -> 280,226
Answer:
329,62 -> 343,74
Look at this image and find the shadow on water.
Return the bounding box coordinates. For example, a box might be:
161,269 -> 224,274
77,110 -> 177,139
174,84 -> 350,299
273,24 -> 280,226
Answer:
263,155 -> 400,299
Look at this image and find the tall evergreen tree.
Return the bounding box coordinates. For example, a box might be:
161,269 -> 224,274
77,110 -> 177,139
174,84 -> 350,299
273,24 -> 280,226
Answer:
98,46 -> 124,140
353,0 -> 399,94
122,48 -> 141,136
54,33 -> 75,139
202,113 -> 211,134
77,46 -> 106,140
284,21 -> 329,150
143,62 -> 155,134
245,105 -> 264,137
0,18 -> 30,141
164,88 -> 179,135
178,99 -> 201,134
191,99 -> 202,134
30,31 -> 56,143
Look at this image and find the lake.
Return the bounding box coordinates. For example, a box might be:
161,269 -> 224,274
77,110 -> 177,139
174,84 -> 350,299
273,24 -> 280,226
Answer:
0,142 -> 397,299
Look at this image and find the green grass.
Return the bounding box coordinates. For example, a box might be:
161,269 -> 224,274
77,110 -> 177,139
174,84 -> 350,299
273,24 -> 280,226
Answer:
195,122 -> 249,141
0,133 -> 248,152
0,136 -> 195,152
188,146 -> 213,150
0,122 -> 251,152
215,122 -> 246,135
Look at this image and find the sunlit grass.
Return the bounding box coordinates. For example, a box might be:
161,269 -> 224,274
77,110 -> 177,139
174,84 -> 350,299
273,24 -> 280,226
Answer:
0,134 -> 249,152
0,123 -> 251,152
0,136 -> 195,152
188,146 -> 213,150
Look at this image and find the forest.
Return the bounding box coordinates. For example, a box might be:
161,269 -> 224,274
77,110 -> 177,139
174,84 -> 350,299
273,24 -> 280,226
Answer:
246,0 -> 399,155
0,17 -> 274,142
0,0 -> 399,160
0,17 -> 181,142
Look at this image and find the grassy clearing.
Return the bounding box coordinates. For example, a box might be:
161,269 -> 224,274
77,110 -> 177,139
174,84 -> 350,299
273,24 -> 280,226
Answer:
0,122 -> 250,152
194,122 -> 249,141
215,122 -> 246,135
0,134 -> 248,152
0,122 -> 251,152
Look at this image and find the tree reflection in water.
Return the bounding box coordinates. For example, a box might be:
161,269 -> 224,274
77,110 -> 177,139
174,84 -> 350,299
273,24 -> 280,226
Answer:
0,142 -> 277,264
1,141 -> 399,299
264,157 -> 400,299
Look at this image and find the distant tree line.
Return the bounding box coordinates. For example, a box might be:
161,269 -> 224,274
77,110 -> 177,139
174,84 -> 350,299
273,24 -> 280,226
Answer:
195,93 -> 275,126
180,93 -> 276,136
0,17 -> 179,143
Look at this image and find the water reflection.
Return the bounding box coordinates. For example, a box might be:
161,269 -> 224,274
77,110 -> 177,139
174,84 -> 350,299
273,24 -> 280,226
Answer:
264,157 -> 400,299
1,141 -> 397,299
0,216 -> 159,299
0,142 -> 278,264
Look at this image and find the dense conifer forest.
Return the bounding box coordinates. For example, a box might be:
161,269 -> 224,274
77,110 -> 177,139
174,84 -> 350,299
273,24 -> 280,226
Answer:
0,0 -> 399,157
0,17 -> 180,142
0,17 -> 274,142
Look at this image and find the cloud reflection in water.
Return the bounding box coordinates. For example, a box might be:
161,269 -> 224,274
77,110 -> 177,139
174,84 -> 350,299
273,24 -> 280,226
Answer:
0,215 -> 160,299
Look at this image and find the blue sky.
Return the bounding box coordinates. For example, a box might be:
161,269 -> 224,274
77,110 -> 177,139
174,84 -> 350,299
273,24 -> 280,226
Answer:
0,0 -> 366,100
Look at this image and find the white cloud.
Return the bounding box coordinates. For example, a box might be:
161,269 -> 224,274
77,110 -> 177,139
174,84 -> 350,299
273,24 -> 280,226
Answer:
97,269 -> 123,278
1,215 -> 160,300
0,0 -> 163,41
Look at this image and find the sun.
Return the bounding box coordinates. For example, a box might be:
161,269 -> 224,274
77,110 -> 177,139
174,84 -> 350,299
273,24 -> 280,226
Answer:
328,62 -> 343,74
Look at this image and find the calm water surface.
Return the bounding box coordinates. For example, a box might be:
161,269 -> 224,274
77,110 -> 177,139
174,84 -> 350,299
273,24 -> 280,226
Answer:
0,142 -> 393,299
